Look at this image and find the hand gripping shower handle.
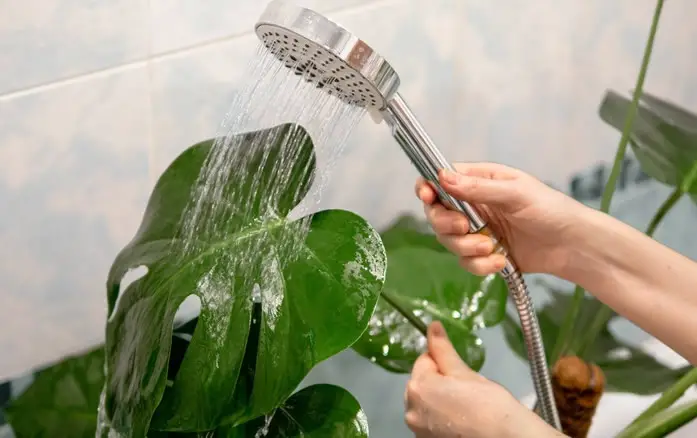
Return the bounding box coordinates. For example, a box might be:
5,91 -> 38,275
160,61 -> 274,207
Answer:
381,93 -> 562,431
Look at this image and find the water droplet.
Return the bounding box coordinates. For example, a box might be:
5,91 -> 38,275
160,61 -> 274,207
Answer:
370,356 -> 377,363
382,344 -> 390,356
421,300 -> 429,307
413,309 -> 423,317
451,310 -> 461,319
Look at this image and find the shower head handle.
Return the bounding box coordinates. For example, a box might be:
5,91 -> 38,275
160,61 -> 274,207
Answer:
382,93 -> 488,232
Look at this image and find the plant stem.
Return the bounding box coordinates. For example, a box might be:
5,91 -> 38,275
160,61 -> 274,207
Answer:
570,0 -> 666,359
550,284 -> 584,363
380,289 -> 428,336
629,367 -> 697,427
645,187 -> 683,236
616,399 -> 697,438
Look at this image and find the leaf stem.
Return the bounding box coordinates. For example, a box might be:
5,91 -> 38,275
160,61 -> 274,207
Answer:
550,284 -> 584,363
616,399 -> 697,438
628,367 -> 697,428
563,0 -> 665,359
380,289 -> 428,336
645,187 -> 683,236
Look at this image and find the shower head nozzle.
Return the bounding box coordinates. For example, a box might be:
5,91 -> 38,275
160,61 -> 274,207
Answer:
254,0 -> 400,110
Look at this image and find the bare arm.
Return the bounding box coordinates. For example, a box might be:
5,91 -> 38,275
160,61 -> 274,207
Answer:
562,205 -> 697,365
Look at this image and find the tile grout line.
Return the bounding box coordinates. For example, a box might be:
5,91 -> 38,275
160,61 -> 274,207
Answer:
0,0 -> 401,102
144,0 -> 157,188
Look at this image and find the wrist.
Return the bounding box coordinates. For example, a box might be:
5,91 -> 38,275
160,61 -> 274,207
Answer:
553,204 -> 620,287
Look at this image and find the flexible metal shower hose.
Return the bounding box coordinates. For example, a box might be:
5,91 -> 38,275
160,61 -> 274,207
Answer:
503,267 -> 562,430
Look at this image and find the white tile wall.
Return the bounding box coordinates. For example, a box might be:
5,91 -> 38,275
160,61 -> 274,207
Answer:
0,0 -> 149,95
0,65 -> 150,377
2,0 -> 697,436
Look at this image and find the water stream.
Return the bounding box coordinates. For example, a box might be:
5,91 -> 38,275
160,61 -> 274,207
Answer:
99,40 -> 367,437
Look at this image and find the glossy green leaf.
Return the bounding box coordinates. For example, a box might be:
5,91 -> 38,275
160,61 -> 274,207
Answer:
152,384 -> 369,438
599,90 -> 697,193
4,347 -> 105,438
352,215 -> 508,373
502,285 -> 691,394
104,123 -> 386,435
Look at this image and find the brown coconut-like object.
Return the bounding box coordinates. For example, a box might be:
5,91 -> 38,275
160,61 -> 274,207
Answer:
552,356 -> 606,438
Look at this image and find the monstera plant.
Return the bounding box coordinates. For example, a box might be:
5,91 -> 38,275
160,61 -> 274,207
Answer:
1,122 -> 507,438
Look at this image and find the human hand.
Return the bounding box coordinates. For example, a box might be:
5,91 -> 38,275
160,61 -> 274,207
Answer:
404,321 -> 565,438
415,162 -> 588,277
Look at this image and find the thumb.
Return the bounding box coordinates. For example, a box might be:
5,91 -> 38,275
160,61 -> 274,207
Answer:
427,321 -> 473,379
439,168 -> 519,207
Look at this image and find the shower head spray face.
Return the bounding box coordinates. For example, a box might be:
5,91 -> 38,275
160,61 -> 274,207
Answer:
255,0 -> 400,110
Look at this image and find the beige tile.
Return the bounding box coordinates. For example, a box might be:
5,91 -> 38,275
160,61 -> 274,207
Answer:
0,66 -> 150,378
0,0 -> 149,95
149,0 -> 377,55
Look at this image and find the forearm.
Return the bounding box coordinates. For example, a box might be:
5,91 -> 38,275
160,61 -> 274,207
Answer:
561,206 -> 697,365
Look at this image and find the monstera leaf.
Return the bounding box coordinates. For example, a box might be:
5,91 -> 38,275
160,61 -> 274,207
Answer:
150,385 -> 369,438
5,307 -> 369,437
104,123 -> 386,436
599,90 -> 697,194
502,285 -> 691,394
4,347 -> 105,438
352,215 -> 508,373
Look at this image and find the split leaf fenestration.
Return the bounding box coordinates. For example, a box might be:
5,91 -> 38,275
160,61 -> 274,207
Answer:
104,123 -> 386,436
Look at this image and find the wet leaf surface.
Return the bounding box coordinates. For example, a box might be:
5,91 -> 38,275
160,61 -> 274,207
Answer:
352,215 -> 508,373
502,286 -> 691,394
104,123 -> 386,435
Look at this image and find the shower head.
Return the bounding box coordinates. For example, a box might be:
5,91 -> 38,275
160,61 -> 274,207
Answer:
255,0 -> 400,110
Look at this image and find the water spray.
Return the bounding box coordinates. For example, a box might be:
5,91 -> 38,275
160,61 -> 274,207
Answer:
254,0 -> 561,430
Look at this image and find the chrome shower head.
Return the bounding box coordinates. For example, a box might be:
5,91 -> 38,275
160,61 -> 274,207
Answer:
255,0 -> 399,110
253,3 -> 561,430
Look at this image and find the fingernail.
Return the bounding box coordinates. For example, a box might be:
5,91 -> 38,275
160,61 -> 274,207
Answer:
494,255 -> 507,270
430,321 -> 445,338
441,169 -> 459,184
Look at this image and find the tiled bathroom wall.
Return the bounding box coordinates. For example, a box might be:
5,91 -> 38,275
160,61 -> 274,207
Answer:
2,0 -> 697,436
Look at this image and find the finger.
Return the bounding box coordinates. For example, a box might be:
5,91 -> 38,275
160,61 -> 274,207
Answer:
427,321 -> 475,379
411,353 -> 438,380
437,233 -> 494,257
452,161 -> 522,180
439,169 -> 520,206
425,202 -> 470,235
459,254 -> 507,276
414,178 -> 437,205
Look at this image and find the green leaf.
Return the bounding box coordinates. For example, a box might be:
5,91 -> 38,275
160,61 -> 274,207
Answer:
352,215 -> 508,373
4,347 -> 105,438
502,285 -> 691,394
598,90 -> 697,193
104,123 -> 386,435
152,384 -> 369,438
